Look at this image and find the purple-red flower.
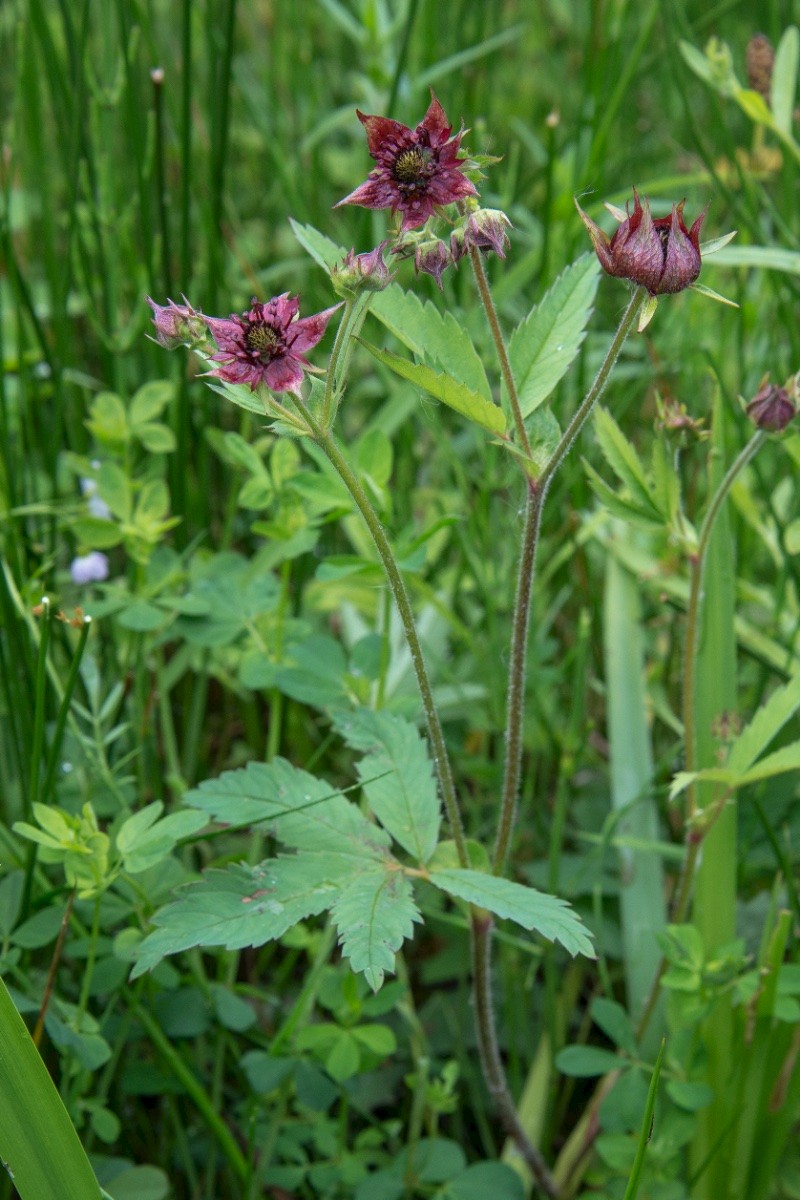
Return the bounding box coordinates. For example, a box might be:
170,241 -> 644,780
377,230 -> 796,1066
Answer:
335,92 -> 477,232
202,294 -> 342,394
746,379 -> 796,432
576,190 -> 707,295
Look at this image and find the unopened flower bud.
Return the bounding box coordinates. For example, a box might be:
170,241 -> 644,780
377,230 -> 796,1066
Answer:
458,208 -> 512,260
746,378 -> 796,432
331,241 -> 393,295
746,34 -> 774,100
576,189 -> 706,296
414,238 -> 451,289
147,296 -> 206,349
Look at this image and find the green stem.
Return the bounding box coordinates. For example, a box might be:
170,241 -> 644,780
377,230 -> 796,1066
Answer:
635,427 -> 766,1043
469,245 -> 531,457
471,910 -> 559,1198
134,1001 -> 248,1183
682,429 -> 765,816
321,297 -> 353,429
493,286 -> 646,874
293,396 -> 469,868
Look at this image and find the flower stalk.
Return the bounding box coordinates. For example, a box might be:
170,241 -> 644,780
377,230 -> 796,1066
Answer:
493,286 -> 646,875
291,395 -> 469,870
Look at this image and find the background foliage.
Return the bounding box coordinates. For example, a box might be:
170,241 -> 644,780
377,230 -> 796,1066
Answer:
1,1 -> 799,1199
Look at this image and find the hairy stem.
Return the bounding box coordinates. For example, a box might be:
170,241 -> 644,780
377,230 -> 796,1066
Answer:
469,245 -> 531,457
493,286 -> 646,874
472,910 -> 559,1197
293,396 -> 469,868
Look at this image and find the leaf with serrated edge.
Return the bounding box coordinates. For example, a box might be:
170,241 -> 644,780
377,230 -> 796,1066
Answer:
184,758 -> 390,855
594,408 -> 661,516
334,709 -> 440,862
371,288 -> 491,400
726,672 -> 800,776
132,854 -> 358,975
429,868 -> 594,957
332,869 -> 421,991
358,341 -> 506,435
506,254 -> 600,419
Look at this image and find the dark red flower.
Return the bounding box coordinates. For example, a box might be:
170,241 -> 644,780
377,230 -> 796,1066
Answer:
335,92 -> 477,232
202,294 -> 342,394
576,190 -> 707,295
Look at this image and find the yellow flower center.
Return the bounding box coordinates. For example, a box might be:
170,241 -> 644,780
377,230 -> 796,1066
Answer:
393,147 -> 428,187
245,323 -> 281,360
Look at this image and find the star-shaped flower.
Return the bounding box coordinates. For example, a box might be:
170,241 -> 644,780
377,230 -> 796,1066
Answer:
202,294 -> 342,394
335,92 -> 477,232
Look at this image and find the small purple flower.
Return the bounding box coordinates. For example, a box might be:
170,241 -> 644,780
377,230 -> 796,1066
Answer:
70,552 -> 110,585
576,189 -> 707,295
202,294 -> 343,394
146,296 -> 206,349
335,92 -> 477,232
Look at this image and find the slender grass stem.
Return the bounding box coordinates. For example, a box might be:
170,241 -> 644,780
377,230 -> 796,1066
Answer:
292,396 -> 469,868
635,426 -> 767,1042
682,429 -> 765,817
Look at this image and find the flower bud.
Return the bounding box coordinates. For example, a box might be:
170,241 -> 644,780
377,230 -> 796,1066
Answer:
746,378 -> 796,432
147,296 -> 206,349
331,241 -> 394,295
451,207 -> 512,262
576,189 -> 706,296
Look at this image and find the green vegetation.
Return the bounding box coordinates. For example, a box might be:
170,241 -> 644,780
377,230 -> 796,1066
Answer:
1,3 -> 799,1199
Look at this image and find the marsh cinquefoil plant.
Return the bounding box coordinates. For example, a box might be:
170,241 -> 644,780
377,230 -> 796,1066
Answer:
135,90 -> 799,1200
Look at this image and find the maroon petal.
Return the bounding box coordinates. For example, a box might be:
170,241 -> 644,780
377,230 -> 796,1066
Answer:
264,356 -> 305,395
574,200 -> 616,275
356,111 -> 415,160
203,315 -> 246,352
417,91 -> 452,145
334,174 -> 400,211
658,207 -> 702,294
287,302 -> 344,353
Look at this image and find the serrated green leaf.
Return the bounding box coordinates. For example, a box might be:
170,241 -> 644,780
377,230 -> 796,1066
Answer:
735,742 -> 800,787
132,855 -> 353,975
175,553 -> 280,646
584,461 -> 664,530
370,288 -> 491,400
334,709 -> 440,862
358,341 -> 506,435
593,408 -> 659,514
289,218 -> 347,270
506,254 -> 600,418
428,868 -> 594,957
332,869 -> 421,991
726,672 -> 800,776
184,757 -> 391,855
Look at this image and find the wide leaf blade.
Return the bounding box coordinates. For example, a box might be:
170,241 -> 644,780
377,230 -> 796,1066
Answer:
0,978 -> 103,1199
334,709 -> 441,862
332,868 -> 422,991
132,854 -> 357,975
506,254 -> 600,418
358,341 -> 506,435
429,868 -> 594,957
184,757 -> 391,855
